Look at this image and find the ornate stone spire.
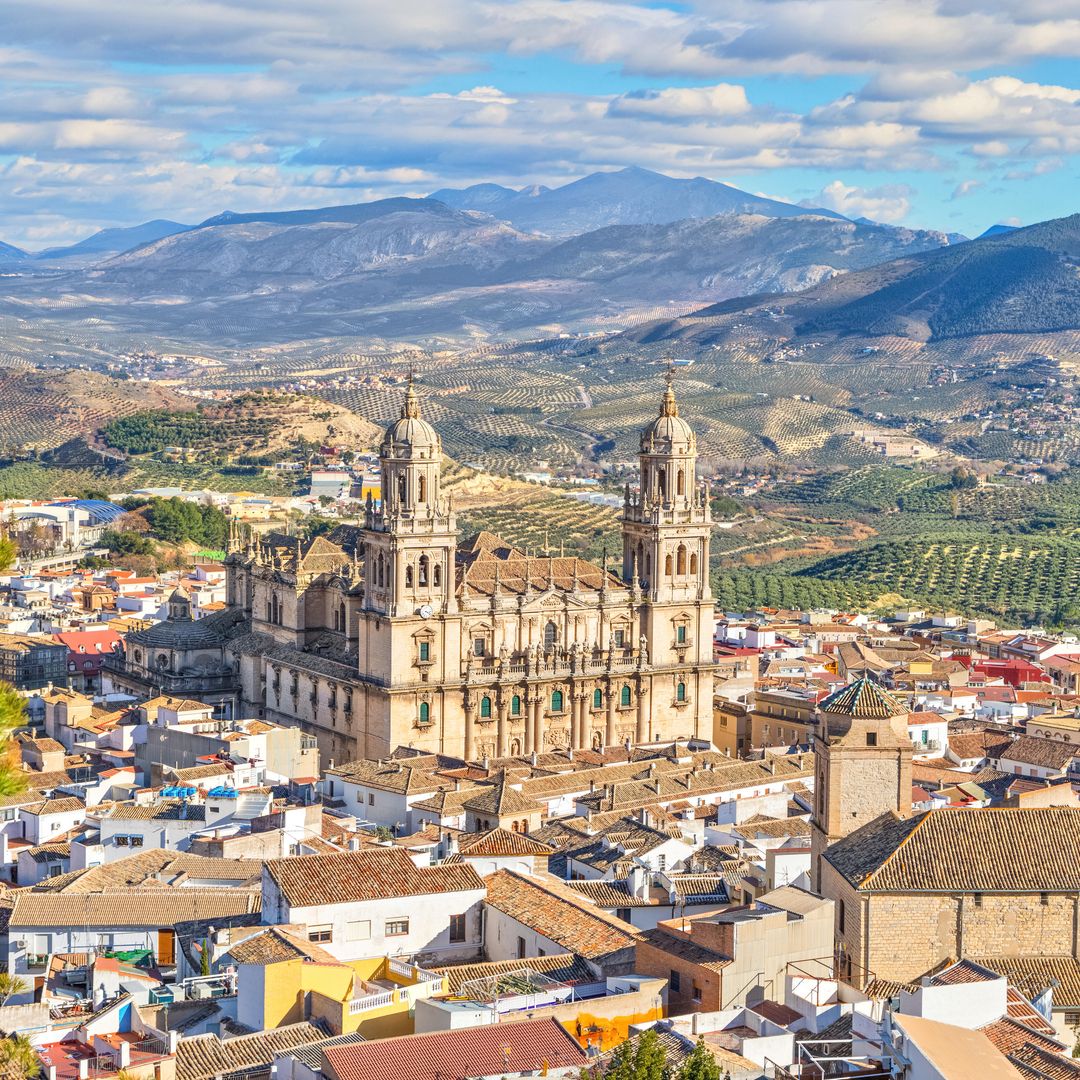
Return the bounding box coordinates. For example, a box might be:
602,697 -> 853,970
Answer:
402,371 -> 421,419
661,360 -> 678,417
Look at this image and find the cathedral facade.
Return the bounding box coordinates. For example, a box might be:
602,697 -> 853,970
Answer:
109,378 -> 718,763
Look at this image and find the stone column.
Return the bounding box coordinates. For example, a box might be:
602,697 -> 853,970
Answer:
497,701 -> 509,758
534,692 -> 546,754
636,680 -> 649,743
605,682 -> 617,748
463,694 -> 475,761
574,690 -> 587,749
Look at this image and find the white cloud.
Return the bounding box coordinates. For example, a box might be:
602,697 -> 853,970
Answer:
607,83 -> 750,120
951,178 -> 983,198
805,179 -> 915,222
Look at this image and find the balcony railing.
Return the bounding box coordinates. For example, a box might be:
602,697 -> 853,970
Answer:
348,989 -> 395,1014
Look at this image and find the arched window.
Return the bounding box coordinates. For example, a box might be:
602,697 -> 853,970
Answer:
689,552 -> 698,576
658,467 -> 667,500
593,688 -> 603,709
397,475 -> 406,503
511,694 -> 522,716
676,681 -> 687,702
645,553 -> 652,578
677,469 -> 685,496
677,544 -> 687,575
418,474 -> 426,502
480,696 -> 492,719
418,701 -> 430,724
375,554 -> 383,587
544,621 -> 558,650
418,554 -> 429,586
405,565 -> 414,588
620,685 -> 632,707
433,562 -> 441,586
339,603 -> 346,632
551,690 -> 564,713
664,553 -> 673,576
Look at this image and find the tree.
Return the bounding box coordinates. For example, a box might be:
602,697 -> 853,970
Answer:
590,1030 -> 671,1080
0,683 -> 27,799
200,938 -> 211,977
0,534 -> 15,572
0,1033 -> 39,1077
0,972 -> 28,1004
676,1040 -> 721,1080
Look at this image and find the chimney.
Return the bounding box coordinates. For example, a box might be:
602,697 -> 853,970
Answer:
78,1061 -> 89,1080
567,747 -> 574,762
531,751 -> 538,767
348,836 -> 360,852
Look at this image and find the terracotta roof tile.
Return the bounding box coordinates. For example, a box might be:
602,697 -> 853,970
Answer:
265,848 -> 484,907
322,1017 -> 586,1080
483,869 -> 639,962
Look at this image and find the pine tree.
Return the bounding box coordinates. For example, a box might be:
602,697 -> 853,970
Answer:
676,1039 -> 721,1080
0,683 -> 27,799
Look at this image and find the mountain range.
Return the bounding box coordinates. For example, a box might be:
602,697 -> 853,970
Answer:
0,194 -> 957,345
0,166 -> 1070,349
429,165 -> 849,236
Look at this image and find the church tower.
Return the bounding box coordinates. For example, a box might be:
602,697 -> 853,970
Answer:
809,677 -> 913,892
362,378 -> 458,618
622,370 -> 713,673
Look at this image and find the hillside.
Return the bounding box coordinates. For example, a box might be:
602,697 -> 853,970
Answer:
0,369 -> 191,453
430,165 -> 849,236
713,213 -> 1080,343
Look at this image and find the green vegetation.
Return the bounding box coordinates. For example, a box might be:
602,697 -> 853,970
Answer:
102,401 -> 279,455
120,497 -> 229,548
0,683 -> 27,799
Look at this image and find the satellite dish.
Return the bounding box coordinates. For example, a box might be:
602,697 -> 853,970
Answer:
418,604 -> 433,619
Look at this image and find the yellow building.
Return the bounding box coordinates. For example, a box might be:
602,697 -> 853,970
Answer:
225,927 -> 447,1038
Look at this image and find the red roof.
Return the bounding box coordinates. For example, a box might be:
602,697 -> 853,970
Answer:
321,1018 -> 587,1080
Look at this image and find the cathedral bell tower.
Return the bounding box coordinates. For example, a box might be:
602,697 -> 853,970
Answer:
622,367 -> 714,681
622,368 -> 712,605
363,378 -> 458,618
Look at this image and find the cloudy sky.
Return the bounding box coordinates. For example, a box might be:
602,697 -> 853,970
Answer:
2,0 -> 1079,248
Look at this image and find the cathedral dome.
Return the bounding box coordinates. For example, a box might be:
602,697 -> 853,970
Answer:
383,380 -> 439,454
640,378 -> 695,454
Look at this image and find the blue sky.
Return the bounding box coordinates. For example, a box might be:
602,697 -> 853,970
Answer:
1,0 -> 1079,248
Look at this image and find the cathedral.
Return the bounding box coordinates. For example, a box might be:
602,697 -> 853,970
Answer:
106,377 -> 718,763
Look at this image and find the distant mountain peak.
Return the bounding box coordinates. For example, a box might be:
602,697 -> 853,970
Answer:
427,166 -> 847,236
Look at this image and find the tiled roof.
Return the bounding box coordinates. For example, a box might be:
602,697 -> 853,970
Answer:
226,926 -> 340,966
456,533 -> 621,598
749,999 -> 803,1027
105,799 -> 206,822
565,879 -> 658,908
433,953 -> 596,994
279,1032 -> 368,1072
826,808 -> 1080,893
457,827 -> 554,857
36,851 -> 262,892
731,816 -> 811,841
462,779 -> 539,816
972,956 -> 1080,1008
8,889 -> 260,928
21,797 -> 85,816
979,1015 -> 1066,1057
998,736 -> 1080,770
265,848 -> 484,907
320,1017 -> 587,1080
668,873 -> 733,905
176,1021 -> 327,1080
948,731 -> 1014,760
326,758 -> 455,795
638,925 -> 732,971
820,677 -> 906,718
483,869 -> 639,961
1009,1045 -> 1080,1080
